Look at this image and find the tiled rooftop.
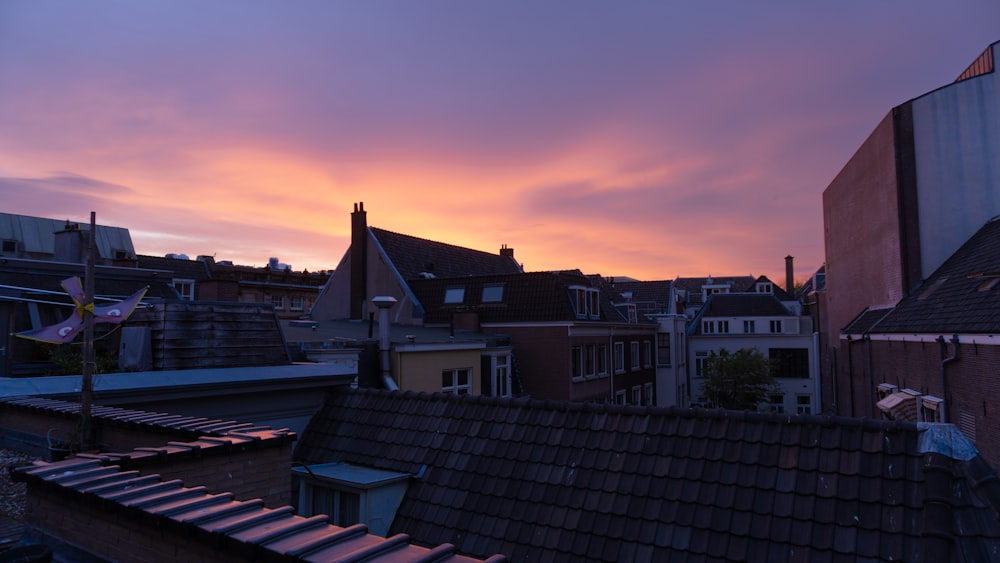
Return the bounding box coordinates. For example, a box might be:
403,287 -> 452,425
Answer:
296,389 -> 1000,562
370,227 -> 523,282
410,270 -> 633,325
856,216 -> 1000,334
15,457 -> 504,563
697,293 -> 794,318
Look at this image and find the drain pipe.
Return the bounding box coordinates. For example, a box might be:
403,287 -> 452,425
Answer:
937,334 -> 959,423
372,296 -> 400,391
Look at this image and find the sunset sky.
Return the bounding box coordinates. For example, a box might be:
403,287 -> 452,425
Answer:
1,2 -> 997,283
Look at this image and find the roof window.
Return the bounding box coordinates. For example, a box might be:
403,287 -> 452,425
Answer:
482,284 -> 504,303
444,287 -> 465,304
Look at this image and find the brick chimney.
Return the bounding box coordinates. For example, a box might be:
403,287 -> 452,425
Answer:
350,203 -> 369,320
500,244 -> 514,258
785,255 -> 795,295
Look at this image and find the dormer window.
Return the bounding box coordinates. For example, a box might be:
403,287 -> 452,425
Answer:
756,282 -> 773,293
292,462 -> 411,537
444,286 -> 465,304
571,286 -> 601,320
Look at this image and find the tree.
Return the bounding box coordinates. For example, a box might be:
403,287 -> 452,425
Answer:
701,347 -> 777,411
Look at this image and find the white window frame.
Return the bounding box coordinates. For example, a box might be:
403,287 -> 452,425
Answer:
290,295 -> 304,311
769,319 -> 783,333
643,382 -> 654,406
615,389 -> 626,405
442,368 -> 472,395
173,278 -> 195,300
630,341 -> 640,370
272,295 -> 285,310
743,320 -> 756,334
584,344 -> 596,377
489,353 -> 511,398
613,342 -> 625,373
768,394 -> 785,414
571,346 -> 583,379
597,344 -> 608,375
642,341 -> 652,368
796,395 -> 812,415
631,385 -> 641,405
695,351 -> 709,377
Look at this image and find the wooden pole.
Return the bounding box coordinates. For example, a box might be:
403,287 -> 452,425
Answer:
80,211 -> 96,451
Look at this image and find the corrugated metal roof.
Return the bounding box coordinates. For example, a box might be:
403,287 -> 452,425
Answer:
0,212 -> 134,259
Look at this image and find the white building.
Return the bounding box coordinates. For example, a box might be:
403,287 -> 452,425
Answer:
687,278 -> 819,415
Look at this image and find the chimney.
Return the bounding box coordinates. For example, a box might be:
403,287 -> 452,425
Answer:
350,202 -> 369,320
53,220 -> 86,263
785,255 -> 795,295
500,244 -> 514,258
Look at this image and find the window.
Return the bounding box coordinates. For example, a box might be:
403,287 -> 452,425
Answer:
768,394 -> 785,414
272,295 -> 285,310
482,284 -> 504,303
572,287 -> 601,319
613,342 -> 625,373
597,344 -> 608,375
442,368 -> 472,395
702,321 -> 715,334
615,389 -> 626,405
657,333 -> 671,366
695,351 -> 708,377
487,354 -> 511,398
1,239 -> 16,253
173,279 -> 195,300
756,282 -> 773,293
769,320 -> 783,333
290,296 -> 304,311
643,382 -> 654,407
444,287 -> 465,304
584,344 -> 596,376
625,303 -> 637,323
718,321 -> 729,333
642,341 -> 652,367
769,348 -> 809,379
631,386 -> 641,405
743,320 -> 756,334
292,462 -> 410,537
590,291 -> 601,320
630,341 -> 640,369
571,346 -> 583,378
796,395 -> 812,415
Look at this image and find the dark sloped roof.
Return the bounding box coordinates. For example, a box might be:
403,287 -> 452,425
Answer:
136,254 -> 212,281
410,270 -> 629,324
699,293 -> 793,318
842,307 -> 895,335
673,275 -> 756,293
296,389 -> 1000,563
597,279 -> 674,315
869,217 -> 1000,334
370,227 -> 522,282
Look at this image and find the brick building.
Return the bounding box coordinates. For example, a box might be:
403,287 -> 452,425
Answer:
821,40 -> 1000,415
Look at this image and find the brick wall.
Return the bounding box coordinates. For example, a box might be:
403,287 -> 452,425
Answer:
24,488 -> 248,563
848,337 -> 1000,465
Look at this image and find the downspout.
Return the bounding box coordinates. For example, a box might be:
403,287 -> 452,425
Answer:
846,335 -> 856,418
372,296 -> 399,391
937,335 -> 959,423
609,326 -> 615,402
865,335 -> 875,418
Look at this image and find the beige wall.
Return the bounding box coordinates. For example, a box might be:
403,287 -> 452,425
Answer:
393,348 -> 483,394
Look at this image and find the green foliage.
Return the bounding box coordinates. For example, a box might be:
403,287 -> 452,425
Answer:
48,344 -> 118,376
701,347 -> 777,411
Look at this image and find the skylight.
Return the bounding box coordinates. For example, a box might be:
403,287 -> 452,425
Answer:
482,284 -> 504,303
444,287 -> 465,304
